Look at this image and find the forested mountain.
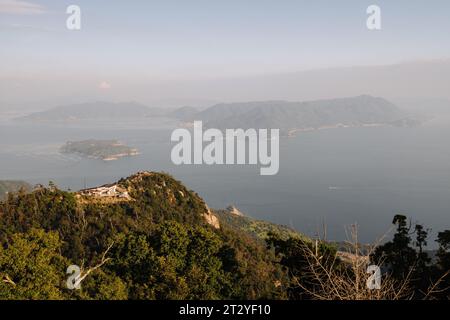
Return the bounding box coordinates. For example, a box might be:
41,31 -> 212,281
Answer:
0,172 -> 449,300
215,209 -> 302,241
189,95 -> 417,134
0,172 -> 288,299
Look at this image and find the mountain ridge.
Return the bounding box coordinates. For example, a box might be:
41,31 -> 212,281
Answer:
14,96 -> 419,134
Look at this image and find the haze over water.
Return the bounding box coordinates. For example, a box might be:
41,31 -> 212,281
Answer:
2,0 -> 450,248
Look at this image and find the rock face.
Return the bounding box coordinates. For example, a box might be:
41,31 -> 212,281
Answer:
226,205 -> 245,217
203,211 -> 220,229
202,203 -> 220,229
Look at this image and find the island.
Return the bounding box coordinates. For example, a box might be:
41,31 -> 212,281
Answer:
177,95 -> 420,137
60,139 -> 140,161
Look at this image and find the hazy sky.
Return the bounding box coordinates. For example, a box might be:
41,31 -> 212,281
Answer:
1,0 -> 450,107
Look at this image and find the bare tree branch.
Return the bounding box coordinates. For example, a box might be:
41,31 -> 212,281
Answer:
74,241 -> 114,287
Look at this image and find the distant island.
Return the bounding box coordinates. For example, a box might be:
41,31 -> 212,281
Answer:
60,139 -> 139,161
15,101 -> 165,122
176,95 -> 420,136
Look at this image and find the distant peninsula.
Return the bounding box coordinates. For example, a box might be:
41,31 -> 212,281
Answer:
60,140 -> 139,161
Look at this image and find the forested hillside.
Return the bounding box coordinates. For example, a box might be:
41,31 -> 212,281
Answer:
0,172 -> 449,300
0,172 -> 288,299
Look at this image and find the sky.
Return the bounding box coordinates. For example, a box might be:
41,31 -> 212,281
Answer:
1,0 -> 450,107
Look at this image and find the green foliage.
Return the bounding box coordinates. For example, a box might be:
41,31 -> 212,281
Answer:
0,173 -> 448,300
0,172 -> 286,300
267,234 -> 338,300
437,230 -> 450,271
75,270 -> 129,300
0,229 -> 68,300
370,215 -> 450,299
215,210 -> 302,241
371,215 -> 418,279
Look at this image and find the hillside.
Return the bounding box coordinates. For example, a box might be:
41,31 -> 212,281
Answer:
0,171 -> 288,299
1,172 -> 449,300
215,208 -> 304,241
185,95 -> 418,135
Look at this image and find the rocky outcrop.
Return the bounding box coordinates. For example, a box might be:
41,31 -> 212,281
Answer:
204,204 -> 220,229
203,211 -> 220,229
226,205 -> 245,217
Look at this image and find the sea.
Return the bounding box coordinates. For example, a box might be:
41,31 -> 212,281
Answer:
1,116 -> 449,246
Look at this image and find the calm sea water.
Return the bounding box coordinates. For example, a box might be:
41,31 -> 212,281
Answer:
1,118 -> 450,246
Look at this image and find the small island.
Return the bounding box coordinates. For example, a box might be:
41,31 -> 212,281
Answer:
60,139 -> 139,161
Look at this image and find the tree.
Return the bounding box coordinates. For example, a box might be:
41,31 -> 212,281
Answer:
371,215 -> 417,280
436,230 -> 450,271
267,233 -> 338,299
107,222 -> 235,299
0,229 -> 68,299
412,224 -> 432,294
